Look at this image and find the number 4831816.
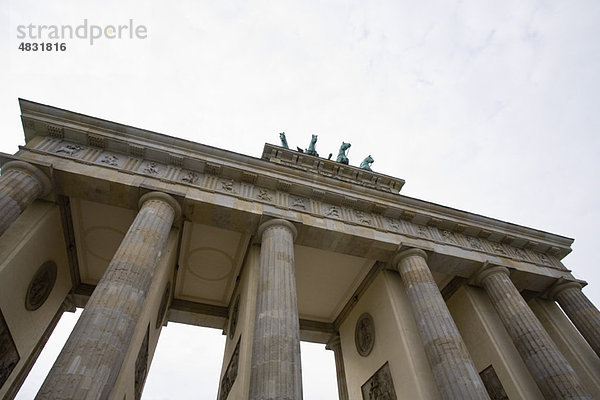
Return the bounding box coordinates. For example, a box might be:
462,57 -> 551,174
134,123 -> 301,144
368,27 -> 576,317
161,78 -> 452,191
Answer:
19,42 -> 66,51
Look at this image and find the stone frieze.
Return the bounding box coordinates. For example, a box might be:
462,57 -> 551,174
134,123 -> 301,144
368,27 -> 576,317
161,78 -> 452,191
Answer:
27,136 -> 565,271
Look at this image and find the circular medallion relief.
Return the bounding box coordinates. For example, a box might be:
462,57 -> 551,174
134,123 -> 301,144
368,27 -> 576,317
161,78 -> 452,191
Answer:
355,313 -> 375,357
155,282 -> 171,329
26,261 -> 58,311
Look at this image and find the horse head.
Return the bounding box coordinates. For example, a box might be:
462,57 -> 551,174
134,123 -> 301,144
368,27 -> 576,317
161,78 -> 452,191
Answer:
360,155 -> 374,171
279,132 -> 289,149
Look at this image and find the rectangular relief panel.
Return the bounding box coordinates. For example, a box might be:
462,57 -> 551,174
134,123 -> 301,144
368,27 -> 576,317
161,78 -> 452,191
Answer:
480,365 -> 509,400
361,361 -> 397,400
0,308 -> 20,388
218,337 -> 240,400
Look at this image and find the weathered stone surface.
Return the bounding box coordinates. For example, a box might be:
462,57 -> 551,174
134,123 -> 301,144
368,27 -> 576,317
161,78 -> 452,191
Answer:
25,260 -> 57,311
551,281 -> 600,358
474,266 -> 592,400
0,161 -> 51,236
361,362 -> 397,400
219,338 -> 240,400
0,308 -> 20,390
36,192 -> 180,400
392,249 -> 490,400
325,335 -> 349,400
479,365 -> 509,400
134,326 -> 149,400
249,219 -> 303,400
355,313 -> 375,357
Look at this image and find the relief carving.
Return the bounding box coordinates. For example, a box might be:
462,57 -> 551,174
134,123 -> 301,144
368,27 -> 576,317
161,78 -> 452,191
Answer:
466,235 -> 483,250
290,195 -> 306,210
512,247 -> 528,260
354,210 -> 372,225
361,362 -> 397,400
228,296 -> 240,340
480,365 -> 509,400
536,252 -> 550,264
219,338 -> 240,400
0,309 -> 20,388
100,154 -> 119,166
416,225 -> 429,238
491,242 -> 507,255
386,218 -> 401,232
181,171 -> 199,184
441,230 -> 457,244
355,313 -> 375,357
257,189 -> 273,202
38,136 -> 559,270
56,143 -> 84,156
221,180 -> 235,193
25,261 -> 57,311
143,162 -> 160,175
325,205 -> 341,218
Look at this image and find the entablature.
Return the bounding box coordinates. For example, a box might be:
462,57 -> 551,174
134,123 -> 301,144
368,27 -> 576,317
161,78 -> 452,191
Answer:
13,99 -> 574,271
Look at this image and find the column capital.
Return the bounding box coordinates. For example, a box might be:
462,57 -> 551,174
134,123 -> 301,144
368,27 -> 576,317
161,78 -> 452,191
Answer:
548,279 -> 583,300
471,265 -> 509,286
2,160 -> 52,196
391,248 -> 428,268
325,334 -> 341,352
138,191 -> 182,222
257,218 -> 297,242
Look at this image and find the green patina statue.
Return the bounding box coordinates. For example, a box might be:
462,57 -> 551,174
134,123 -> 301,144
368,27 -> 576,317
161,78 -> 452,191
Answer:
360,155 -> 374,171
279,132 -> 289,149
298,134 -> 319,157
306,134 -> 319,157
278,135 -> 371,170
336,142 -> 351,164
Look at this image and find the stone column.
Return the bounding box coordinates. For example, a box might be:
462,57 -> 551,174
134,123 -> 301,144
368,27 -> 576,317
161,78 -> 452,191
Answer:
474,266 -> 592,400
250,219 -> 303,400
36,192 -> 181,400
325,335 -> 349,400
0,161 -> 51,236
550,281 -> 600,358
392,249 -> 490,400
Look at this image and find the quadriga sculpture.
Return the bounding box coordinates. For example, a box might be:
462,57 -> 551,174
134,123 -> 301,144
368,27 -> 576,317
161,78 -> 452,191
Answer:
279,132 -> 289,149
360,155 -> 374,171
336,142 -> 351,164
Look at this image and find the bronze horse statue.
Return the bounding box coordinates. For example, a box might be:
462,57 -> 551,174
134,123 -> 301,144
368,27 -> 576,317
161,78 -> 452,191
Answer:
360,155 -> 374,171
336,142 -> 351,164
279,132 -> 289,149
297,134 -> 319,157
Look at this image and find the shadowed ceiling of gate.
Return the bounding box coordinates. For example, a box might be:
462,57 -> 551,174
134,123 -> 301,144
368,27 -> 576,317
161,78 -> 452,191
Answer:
70,198 -> 377,323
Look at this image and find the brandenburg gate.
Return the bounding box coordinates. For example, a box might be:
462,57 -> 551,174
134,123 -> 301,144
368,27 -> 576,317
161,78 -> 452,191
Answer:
1,99 -> 599,399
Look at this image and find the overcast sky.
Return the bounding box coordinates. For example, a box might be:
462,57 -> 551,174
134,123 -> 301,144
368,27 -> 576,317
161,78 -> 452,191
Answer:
2,1 -> 600,399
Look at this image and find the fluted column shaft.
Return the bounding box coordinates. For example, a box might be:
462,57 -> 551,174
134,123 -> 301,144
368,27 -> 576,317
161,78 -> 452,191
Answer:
392,249 -> 490,400
476,266 -> 591,400
0,161 -> 51,236
250,219 -> 303,400
552,281 -> 600,358
325,335 -> 349,400
37,192 -> 181,400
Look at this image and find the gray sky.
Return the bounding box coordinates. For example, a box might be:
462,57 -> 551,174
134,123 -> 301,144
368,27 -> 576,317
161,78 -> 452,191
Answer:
2,1 -> 600,398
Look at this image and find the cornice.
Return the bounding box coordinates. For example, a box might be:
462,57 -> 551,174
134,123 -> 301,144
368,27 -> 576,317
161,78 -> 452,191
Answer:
16,99 -> 573,264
